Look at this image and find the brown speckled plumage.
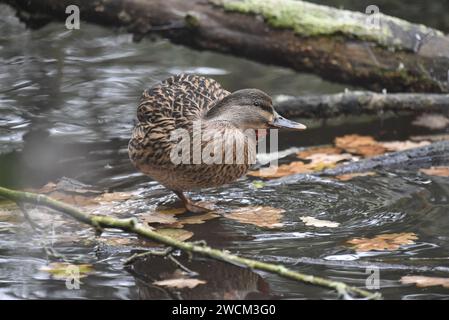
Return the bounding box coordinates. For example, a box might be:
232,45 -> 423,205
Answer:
129,74 -> 253,192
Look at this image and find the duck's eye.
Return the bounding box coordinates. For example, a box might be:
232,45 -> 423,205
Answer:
253,101 -> 260,107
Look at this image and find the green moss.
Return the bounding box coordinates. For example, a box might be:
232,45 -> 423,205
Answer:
211,0 -> 443,49
185,12 -> 201,28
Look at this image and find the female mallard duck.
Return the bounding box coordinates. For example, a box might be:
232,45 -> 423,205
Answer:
129,74 -> 306,213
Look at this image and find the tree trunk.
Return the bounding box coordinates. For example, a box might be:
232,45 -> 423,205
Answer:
3,0 -> 449,93
275,91 -> 449,118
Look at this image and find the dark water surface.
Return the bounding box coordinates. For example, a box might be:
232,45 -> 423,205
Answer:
1,4 -> 449,300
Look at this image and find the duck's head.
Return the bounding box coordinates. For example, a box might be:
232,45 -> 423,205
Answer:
205,89 -> 306,131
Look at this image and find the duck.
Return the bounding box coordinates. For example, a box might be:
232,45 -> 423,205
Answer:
129,74 -> 306,213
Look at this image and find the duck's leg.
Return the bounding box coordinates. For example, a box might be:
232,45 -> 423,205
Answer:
173,190 -> 210,214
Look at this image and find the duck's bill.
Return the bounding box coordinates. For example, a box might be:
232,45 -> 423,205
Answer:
268,113 -> 307,131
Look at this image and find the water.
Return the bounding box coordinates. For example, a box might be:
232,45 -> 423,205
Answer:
1,4 -> 449,300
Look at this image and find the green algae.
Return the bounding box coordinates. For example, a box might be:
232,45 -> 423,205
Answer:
211,0 -> 443,49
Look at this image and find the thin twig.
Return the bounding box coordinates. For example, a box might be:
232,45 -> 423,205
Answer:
124,247 -> 173,265
0,186 -> 381,299
167,254 -> 199,277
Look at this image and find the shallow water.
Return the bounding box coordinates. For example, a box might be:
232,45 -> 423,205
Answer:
1,4 -> 449,300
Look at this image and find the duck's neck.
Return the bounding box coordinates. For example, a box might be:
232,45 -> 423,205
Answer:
204,104 -> 249,130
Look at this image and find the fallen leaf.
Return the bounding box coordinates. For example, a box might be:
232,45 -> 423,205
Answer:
300,216 -> 340,228
420,166 -> 449,177
94,191 -> 136,202
347,233 -> 418,252
41,191 -> 97,207
297,146 -> 342,159
335,134 -> 387,157
401,276 -> 449,288
156,228 -> 194,241
153,278 -> 206,289
225,206 -> 284,229
335,172 -> 377,181
412,114 -> 449,130
252,181 -> 266,189
0,208 -> 21,223
305,153 -> 355,165
176,212 -> 219,226
381,140 -> 430,152
142,212 -> 179,225
97,237 -> 137,246
248,161 -> 313,178
40,262 -> 93,279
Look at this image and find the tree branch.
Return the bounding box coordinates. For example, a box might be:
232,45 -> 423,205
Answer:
0,185 -> 380,299
276,91 -> 449,118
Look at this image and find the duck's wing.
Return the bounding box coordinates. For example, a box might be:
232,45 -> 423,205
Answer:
137,74 -> 230,127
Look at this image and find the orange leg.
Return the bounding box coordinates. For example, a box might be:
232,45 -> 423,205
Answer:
173,190 -> 210,214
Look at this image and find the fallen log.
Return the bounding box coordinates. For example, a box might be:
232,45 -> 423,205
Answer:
275,91 -> 449,118
318,140 -> 449,176
3,0 -> 449,93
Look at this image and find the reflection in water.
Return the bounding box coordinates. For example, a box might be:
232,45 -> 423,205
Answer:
127,253 -> 273,300
1,3 -> 449,299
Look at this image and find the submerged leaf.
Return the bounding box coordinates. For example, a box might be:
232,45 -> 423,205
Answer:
300,216 -> 340,228
142,212 -> 179,225
225,206 -> 284,229
420,166 -> 449,177
156,228 -> 194,241
401,276 -> 449,288
347,233 -> 418,252
153,278 -> 206,289
94,191 -> 136,202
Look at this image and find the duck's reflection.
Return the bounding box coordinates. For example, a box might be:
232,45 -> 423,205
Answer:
125,252 -> 275,300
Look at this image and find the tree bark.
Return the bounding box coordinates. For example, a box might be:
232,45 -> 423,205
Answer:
275,91 -> 449,118
3,0 -> 449,93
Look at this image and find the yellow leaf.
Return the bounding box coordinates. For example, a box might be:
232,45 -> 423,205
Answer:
347,233 -> 418,252
225,206 -> 284,229
40,262 -> 93,279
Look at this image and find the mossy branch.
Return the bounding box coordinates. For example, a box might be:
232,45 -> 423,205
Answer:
0,186 -> 381,300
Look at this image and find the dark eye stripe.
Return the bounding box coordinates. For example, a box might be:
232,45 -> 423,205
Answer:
259,104 -> 273,113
